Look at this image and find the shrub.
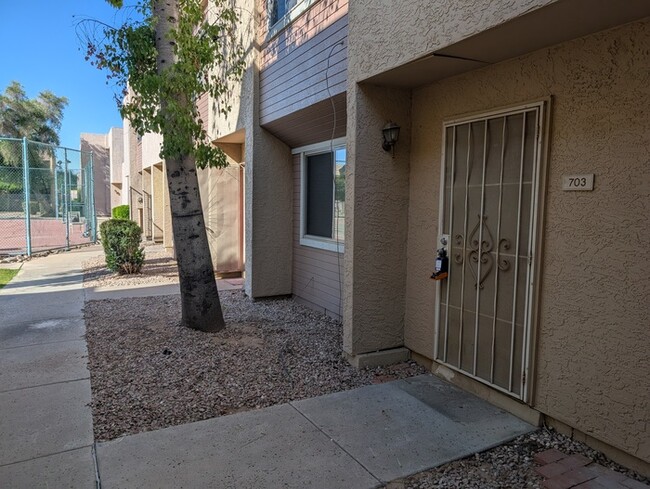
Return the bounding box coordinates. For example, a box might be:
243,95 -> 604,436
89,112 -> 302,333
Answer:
99,219 -> 145,274
112,204 -> 130,220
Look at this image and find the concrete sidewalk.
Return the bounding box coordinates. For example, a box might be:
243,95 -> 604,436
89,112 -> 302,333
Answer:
0,247 -> 101,488
0,247 -> 535,488
96,375 -> 534,488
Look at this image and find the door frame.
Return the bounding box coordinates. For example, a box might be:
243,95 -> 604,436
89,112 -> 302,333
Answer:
434,98 -> 551,404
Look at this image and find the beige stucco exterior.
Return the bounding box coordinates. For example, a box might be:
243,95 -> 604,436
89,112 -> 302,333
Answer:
342,84 -> 412,354
80,131 -> 118,217
107,127 -> 124,210
102,0 -> 650,473
405,19 -> 649,464
344,0 -> 649,472
349,0 -> 554,81
127,121 -> 244,274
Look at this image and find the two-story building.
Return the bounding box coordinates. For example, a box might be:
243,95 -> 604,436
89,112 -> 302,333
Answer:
116,0 -> 649,476
341,0 -> 649,475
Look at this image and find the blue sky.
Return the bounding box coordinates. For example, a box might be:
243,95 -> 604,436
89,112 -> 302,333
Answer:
0,1 -> 129,149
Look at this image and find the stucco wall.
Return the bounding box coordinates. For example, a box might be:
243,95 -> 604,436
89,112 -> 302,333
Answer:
343,84 -> 412,355
121,119 -> 131,206
108,127 -> 123,210
206,0 -> 254,141
347,0 -> 554,82
108,127 -> 123,184
245,122 -> 293,297
141,132 -> 163,169
404,20 -> 649,462
238,1 -> 293,297
79,133 -> 111,217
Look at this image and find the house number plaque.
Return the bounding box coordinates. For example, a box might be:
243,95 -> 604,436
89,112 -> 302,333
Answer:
562,174 -> 594,191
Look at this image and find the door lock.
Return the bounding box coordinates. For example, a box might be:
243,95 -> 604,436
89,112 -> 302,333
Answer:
431,248 -> 449,280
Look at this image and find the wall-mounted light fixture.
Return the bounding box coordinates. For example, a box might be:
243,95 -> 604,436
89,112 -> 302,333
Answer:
382,121 -> 400,153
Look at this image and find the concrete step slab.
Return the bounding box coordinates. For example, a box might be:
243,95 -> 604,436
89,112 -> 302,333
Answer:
0,447 -> 96,489
0,339 -> 89,392
0,380 -> 93,466
291,374 -> 534,483
394,375 -> 533,432
96,403 -> 380,489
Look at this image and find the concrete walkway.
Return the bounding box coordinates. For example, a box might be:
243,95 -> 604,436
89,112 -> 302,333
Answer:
0,247 -> 100,488
0,247 -> 535,488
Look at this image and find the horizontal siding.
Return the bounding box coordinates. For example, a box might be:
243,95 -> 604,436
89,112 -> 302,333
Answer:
260,0 -> 348,68
261,19 -> 347,92
197,92 -> 209,133
292,154 -> 344,319
260,11 -> 348,125
262,63 -> 346,115
263,93 -> 346,148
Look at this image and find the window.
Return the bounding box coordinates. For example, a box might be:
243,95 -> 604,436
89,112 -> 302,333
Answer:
295,139 -> 345,252
268,0 -> 299,26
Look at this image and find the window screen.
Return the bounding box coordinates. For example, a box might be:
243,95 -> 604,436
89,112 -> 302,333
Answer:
306,152 -> 333,238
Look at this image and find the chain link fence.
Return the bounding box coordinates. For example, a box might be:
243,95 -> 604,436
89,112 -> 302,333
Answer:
0,137 -> 97,256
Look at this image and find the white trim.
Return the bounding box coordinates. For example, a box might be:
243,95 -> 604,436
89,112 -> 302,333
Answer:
266,0 -> 321,42
433,124 -> 450,363
300,235 -> 345,253
292,137 -> 346,155
297,139 -> 346,253
444,101 -> 546,128
524,97 -> 551,404
435,102 -> 547,402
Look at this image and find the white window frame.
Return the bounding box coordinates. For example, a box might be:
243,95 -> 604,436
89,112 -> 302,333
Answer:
293,138 -> 346,253
266,0 -> 320,41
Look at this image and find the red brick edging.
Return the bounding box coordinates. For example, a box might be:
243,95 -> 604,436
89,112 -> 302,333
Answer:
534,449 -> 648,489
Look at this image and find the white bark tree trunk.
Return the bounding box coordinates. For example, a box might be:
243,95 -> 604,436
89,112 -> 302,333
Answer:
154,0 -> 225,332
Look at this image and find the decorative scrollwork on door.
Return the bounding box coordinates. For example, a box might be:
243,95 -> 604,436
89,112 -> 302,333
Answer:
453,233 -> 464,265
468,215 -> 494,289
498,238 -> 511,271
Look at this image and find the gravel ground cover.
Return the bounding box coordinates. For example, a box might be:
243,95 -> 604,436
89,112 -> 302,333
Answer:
83,254 -> 648,487
83,249 -> 179,289
388,427 -> 649,488
84,291 -> 426,442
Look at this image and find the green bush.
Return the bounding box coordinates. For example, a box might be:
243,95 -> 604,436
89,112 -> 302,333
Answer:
112,204 -> 130,220
99,219 -> 145,274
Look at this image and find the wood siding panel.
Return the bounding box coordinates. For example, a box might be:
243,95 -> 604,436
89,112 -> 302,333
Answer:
197,92 -> 209,133
260,10 -> 348,125
291,154 -> 344,319
261,19 -> 347,91
260,0 -> 348,68
264,93 -> 346,149
262,67 -> 346,116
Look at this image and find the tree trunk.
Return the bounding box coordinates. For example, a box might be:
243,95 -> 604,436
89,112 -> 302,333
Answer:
154,0 -> 225,332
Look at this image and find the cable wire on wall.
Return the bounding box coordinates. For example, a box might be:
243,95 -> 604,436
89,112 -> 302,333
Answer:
325,39 -> 346,319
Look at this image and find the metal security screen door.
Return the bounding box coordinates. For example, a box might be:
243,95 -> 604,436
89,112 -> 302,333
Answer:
435,104 -> 545,401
